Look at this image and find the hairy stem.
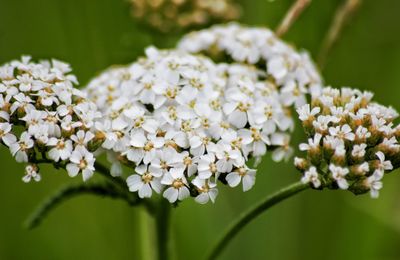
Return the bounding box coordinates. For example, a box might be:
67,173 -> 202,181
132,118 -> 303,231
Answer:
25,161 -> 157,229
25,182 -> 133,229
207,181 -> 310,260
276,0 -> 312,37
318,0 -> 362,69
94,161 -> 127,187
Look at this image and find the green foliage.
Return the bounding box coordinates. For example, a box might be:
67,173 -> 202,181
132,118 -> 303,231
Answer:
1,0 -> 400,259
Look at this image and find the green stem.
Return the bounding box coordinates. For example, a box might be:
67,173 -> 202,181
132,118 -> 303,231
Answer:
207,181 -> 310,260
155,199 -> 172,260
139,207 -> 156,260
25,183 -> 130,229
94,161 -> 126,187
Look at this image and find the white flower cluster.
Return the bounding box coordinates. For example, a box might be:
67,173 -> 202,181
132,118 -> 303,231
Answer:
295,87 -> 400,198
0,56 -> 103,182
85,47 -> 294,204
178,23 -> 322,108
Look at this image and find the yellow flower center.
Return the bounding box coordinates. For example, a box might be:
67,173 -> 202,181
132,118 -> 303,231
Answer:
141,172 -> 153,184
172,179 -> 184,189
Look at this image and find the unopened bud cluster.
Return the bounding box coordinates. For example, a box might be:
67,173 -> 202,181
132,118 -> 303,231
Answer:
178,23 -> 322,108
130,0 -> 240,33
0,57 -> 103,182
295,87 -> 400,198
85,47 -> 294,204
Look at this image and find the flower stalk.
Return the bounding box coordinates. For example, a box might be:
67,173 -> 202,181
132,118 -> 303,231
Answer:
155,199 -> 172,260
207,181 -> 310,260
139,208 -> 157,260
25,182 -> 132,229
318,0 -> 362,68
276,0 -> 312,37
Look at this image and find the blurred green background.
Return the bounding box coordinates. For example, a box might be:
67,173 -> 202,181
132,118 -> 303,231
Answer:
1,0 -> 400,259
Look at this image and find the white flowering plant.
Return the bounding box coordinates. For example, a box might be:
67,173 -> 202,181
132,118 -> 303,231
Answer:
2,1 -> 398,260
0,57 -> 104,183
84,46 -> 296,204
296,87 -> 399,198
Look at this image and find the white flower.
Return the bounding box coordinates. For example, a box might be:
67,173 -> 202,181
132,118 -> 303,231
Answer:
128,131 -> 165,164
161,172 -> 190,203
192,177 -> 218,204
33,124 -> 50,144
366,173 -> 383,199
106,152 -> 123,177
71,130 -> 95,148
297,104 -> 320,121
328,124 -> 355,141
215,143 -> 244,173
0,122 -> 16,146
312,115 -> 332,133
301,166 -> 321,188
9,132 -> 34,163
189,133 -> 215,156
66,147 -> 96,181
22,164 -> 41,183
299,133 -> 322,151
225,166 -> 256,192
20,109 -> 47,135
242,127 -> 270,158
355,126 -> 371,141
329,164 -> 349,190
163,129 -> 188,149
268,56 -> 288,81
174,151 -> 198,177
270,133 -> 293,162
150,147 -> 183,177
123,106 -> 158,133
351,144 -> 367,158
126,164 -> 163,198
374,151 -> 393,178
47,138 -> 73,162
381,137 -> 400,152
60,115 -> 82,132
197,153 -> 218,179
10,93 -> 34,114
223,100 -> 252,128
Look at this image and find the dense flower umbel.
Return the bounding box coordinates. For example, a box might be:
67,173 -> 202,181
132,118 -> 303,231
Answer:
85,47 -> 294,204
178,23 -> 322,108
295,87 -> 400,198
0,57 -> 103,182
130,0 -> 241,33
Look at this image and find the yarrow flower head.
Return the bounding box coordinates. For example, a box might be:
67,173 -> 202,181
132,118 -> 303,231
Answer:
85,47 -> 295,204
177,23 -> 323,108
130,0 -> 241,33
295,87 -> 400,198
0,56 -> 103,182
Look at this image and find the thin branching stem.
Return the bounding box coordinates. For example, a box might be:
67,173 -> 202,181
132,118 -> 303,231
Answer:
25,182 -> 135,229
318,0 -> 362,69
276,0 -> 312,37
25,160 -> 157,229
94,161 -> 126,187
207,181 -> 310,260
